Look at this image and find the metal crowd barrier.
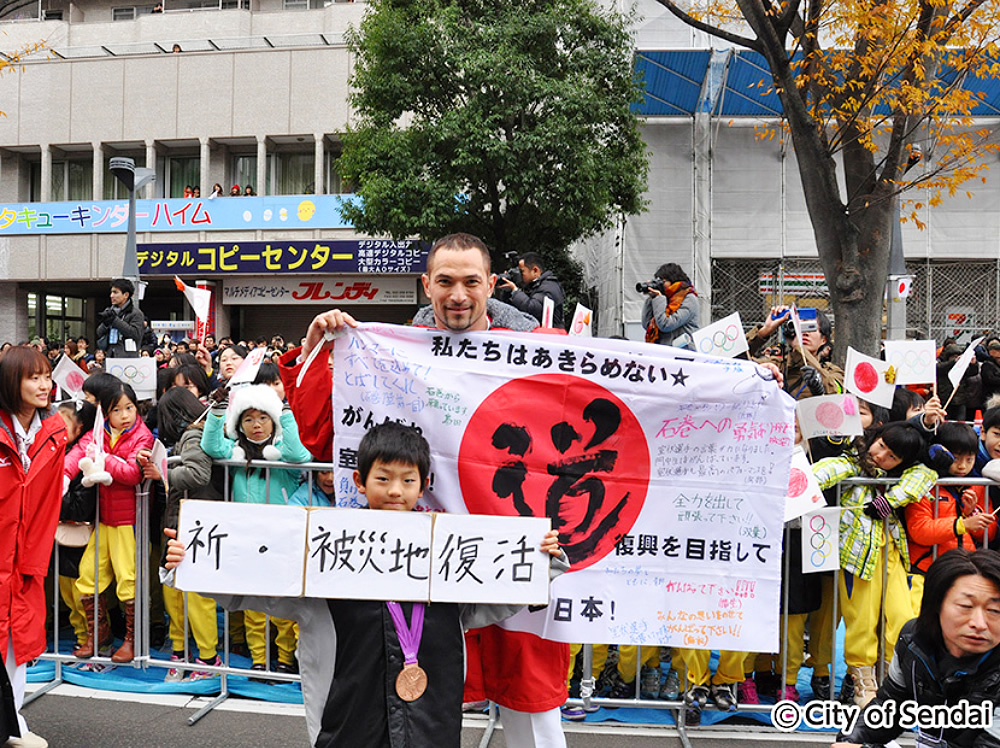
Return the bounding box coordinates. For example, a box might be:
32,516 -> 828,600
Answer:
28,463 -> 1000,740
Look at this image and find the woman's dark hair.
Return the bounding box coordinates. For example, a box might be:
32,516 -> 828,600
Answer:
173,364 -> 210,398
155,366 -> 174,401
253,361 -> 281,386
890,388 -> 926,423
859,421 -> 925,476
169,352 -> 198,369
156,387 -> 206,445
57,400 -> 97,447
82,371 -> 121,404
0,346 -> 51,415
916,548 -> 1000,650
219,344 -> 248,361
654,263 -> 692,287
99,381 -> 138,419
862,400 -> 889,430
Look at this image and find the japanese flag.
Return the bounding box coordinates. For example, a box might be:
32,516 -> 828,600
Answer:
174,276 -> 212,324
229,346 -> 268,385
52,355 -> 86,399
569,303 -> 592,337
844,346 -> 896,408
894,277 -> 913,300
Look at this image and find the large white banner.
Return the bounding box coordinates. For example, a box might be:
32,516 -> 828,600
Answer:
330,324 -> 796,652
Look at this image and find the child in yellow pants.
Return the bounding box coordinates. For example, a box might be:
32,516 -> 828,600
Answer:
674,648 -> 749,724
163,585 -> 221,680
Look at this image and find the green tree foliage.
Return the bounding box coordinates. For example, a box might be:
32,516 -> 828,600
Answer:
339,0 -> 649,277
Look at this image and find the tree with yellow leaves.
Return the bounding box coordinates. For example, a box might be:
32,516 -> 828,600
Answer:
655,0 -> 1000,356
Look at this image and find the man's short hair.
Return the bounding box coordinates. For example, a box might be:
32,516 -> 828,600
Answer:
519,252 -> 545,272
356,422 -> 430,487
76,336 -> 89,345
426,233 -> 491,274
111,278 -> 135,298
916,548 -> 1000,649
983,406 -> 1000,434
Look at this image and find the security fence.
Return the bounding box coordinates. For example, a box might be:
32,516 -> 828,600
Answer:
712,257 -> 1000,342
29,460 -> 1000,744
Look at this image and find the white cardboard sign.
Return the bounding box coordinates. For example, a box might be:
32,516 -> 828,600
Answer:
430,514 -> 551,605
175,500 -> 308,597
305,508 -> 432,601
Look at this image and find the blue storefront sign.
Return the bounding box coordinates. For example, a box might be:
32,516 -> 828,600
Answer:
0,194 -> 358,234
137,239 -> 428,275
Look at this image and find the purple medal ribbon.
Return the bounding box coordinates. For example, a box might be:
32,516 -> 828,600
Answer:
386,602 -> 425,665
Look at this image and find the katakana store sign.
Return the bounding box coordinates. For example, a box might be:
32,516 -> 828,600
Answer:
137,239 -> 428,275
221,276 -> 417,305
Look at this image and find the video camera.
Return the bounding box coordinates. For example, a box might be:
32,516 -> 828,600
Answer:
498,250 -> 522,286
782,307 -> 818,339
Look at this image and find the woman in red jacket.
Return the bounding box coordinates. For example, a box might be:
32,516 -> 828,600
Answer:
0,346 -> 67,747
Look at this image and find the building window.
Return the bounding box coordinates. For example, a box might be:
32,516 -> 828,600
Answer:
113,4 -> 158,20
28,292 -> 88,343
283,0 -> 330,9
103,156 -> 147,200
166,156 -> 201,197
232,155 -> 257,195
32,160 -> 94,202
325,151 -> 350,194
267,152 -> 314,195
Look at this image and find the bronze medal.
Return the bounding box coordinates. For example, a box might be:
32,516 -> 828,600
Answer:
395,662 -> 428,701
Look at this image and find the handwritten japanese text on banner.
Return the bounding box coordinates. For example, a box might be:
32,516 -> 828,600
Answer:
331,325 -> 795,651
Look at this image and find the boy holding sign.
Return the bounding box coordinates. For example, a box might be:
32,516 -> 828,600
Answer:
166,422 -> 566,748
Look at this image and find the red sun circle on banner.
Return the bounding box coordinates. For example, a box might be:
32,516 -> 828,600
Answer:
853,362 -> 879,393
787,467 -> 809,498
814,401 -> 844,430
65,370 -> 86,392
458,374 -> 650,571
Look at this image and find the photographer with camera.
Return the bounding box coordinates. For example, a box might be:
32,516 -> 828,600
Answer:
96,278 -> 145,359
751,305 -> 843,400
639,263 -> 700,349
495,252 -> 565,328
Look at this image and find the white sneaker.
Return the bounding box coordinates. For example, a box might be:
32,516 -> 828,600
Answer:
6,731 -> 49,747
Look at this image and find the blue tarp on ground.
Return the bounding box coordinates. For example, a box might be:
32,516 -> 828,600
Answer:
31,625 -> 853,728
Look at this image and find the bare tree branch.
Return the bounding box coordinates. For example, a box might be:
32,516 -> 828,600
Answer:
650,0 -> 762,51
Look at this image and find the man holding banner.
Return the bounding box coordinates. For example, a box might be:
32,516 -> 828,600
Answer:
279,233 -> 570,747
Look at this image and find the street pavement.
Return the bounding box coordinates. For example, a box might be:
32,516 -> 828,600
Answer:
19,684 -> 913,747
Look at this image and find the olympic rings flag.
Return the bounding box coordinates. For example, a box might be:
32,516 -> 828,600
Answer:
691,312 -> 749,359
801,507 -> 840,573
882,340 -> 937,386
104,357 -> 157,399
331,323 -> 796,652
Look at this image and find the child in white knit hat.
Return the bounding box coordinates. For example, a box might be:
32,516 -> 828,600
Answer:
200,383 -> 312,675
